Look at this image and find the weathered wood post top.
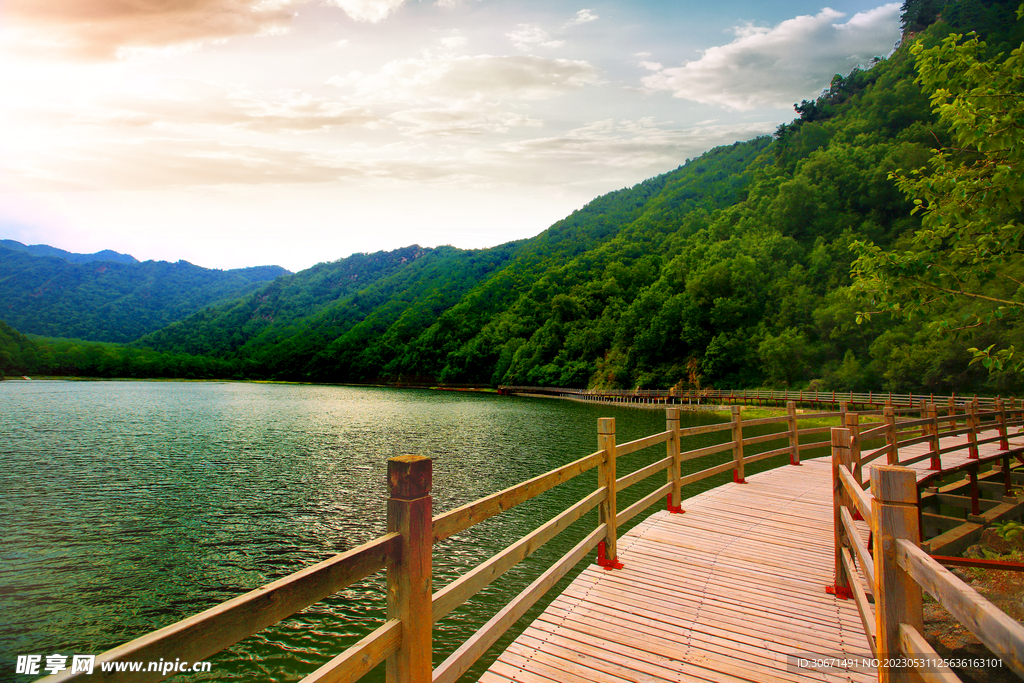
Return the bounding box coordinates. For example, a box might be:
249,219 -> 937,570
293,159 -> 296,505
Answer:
389,454 -> 432,499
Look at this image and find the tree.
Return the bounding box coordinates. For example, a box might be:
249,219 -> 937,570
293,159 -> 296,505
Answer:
851,9 -> 1024,372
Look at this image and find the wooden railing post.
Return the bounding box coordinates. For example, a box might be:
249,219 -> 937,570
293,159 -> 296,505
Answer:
884,406 -> 898,465
731,406 -> 746,483
927,404 -> 941,470
967,401 -> 980,459
997,398 -> 1009,450
845,412 -> 862,485
947,395 -> 957,430
666,408 -> 683,513
829,427 -> 853,599
872,465 -> 924,683
787,401 -> 800,465
386,455 -> 433,683
839,401 -> 848,425
596,418 -> 622,569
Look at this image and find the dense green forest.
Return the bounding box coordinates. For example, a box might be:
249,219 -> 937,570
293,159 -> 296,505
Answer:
0,246 -> 289,342
3,0 -> 1022,393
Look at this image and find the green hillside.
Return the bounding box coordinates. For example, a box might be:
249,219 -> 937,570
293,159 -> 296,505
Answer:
0,247 -> 289,342
3,0 -> 1022,393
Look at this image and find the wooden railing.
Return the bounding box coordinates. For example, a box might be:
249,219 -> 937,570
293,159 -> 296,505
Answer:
43,403 -> 842,683
831,408 -> 1024,682
500,385 -> 1016,411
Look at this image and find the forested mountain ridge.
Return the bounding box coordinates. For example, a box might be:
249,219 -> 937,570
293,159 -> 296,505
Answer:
0,246 -> 289,343
135,138 -> 771,384
0,239 -> 140,265
3,0 -> 1022,393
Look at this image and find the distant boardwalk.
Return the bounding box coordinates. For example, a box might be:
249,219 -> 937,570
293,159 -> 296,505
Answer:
482,458 -> 875,683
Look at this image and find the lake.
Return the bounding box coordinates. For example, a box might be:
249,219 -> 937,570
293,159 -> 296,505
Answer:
1,380 -> 791,682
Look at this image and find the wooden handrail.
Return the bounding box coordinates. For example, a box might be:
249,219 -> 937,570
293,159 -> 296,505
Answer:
431,487 -> 606,622
303,619 -> 402,683
431,449 -> 602,543
42,532 -> 402,683
616,429 -> 671,456
831,421 -> 1024,683
897,539 -> 1024,677
431,525 -> 606,683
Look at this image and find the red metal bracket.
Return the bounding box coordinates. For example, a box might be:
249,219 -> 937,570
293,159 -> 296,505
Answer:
596,541 -> 624,570
825,584 -> 852,600
733,471 -> 746,484
851,509 -> 864,521
666,494 -> 684,514
789,454 -> 801,466
929,456 -> 942,470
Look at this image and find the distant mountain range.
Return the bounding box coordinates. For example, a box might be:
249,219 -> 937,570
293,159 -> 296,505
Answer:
0,242 -> 290,343
0,239 -> 140,265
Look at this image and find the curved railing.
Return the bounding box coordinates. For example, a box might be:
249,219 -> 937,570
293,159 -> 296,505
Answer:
831,403 -> 1024,681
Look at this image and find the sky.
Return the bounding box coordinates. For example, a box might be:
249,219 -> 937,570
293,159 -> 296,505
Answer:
0,0 -> 902,272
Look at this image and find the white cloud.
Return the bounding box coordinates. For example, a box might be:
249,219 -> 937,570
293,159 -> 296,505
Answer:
507,24 -> 564,51
476,118 -> 778,185
389,107 -> 542,136
642,3 -> 901,110
0,138 -> 362,191
440,34 -> 467,50
565,9 -> 599,27
329,54 -> 601,103
326,0 -> 407,23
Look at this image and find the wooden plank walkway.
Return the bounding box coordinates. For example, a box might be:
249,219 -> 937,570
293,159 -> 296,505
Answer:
481,458 -> 874,683
481,426 -> 1024,683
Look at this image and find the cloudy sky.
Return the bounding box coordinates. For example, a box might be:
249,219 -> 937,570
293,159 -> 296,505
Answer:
0,0 -> 901,272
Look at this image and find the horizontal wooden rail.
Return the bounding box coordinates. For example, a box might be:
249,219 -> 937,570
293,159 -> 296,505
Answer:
432,450 -> 602,543
841,547 -> 876,657
840,506 -> 874,588
617,481 -> 673,526
745,445 -> 793,464
838,464 -> 872,521
616,456 -> 671,491
616,429 -> 671,456
678,422 -> 734,437
432,487 -> 606,622
678,460 -> 736,487
741,431 -> 787,447
43,532 -> 402,683
302,619 -> 402,683
898,623 -> 958,682
432,525 -> 606,683
680,441 -> 734,461
897,539 -> 1024,677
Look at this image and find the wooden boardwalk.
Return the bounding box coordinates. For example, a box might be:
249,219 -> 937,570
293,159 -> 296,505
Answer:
40,403 -> 1021,683
482,426 -> 1024,683
482,458 -> 875,683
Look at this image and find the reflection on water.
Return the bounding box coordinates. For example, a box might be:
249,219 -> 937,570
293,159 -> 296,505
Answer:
0,381 -> 804,682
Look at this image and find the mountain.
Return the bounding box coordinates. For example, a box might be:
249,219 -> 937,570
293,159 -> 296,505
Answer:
0,239 -> 140,265
0,246 -> 290,343
4,0 -> 1022,394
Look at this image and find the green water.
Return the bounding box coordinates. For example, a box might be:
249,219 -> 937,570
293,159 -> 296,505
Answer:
1,381 -> 802,682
